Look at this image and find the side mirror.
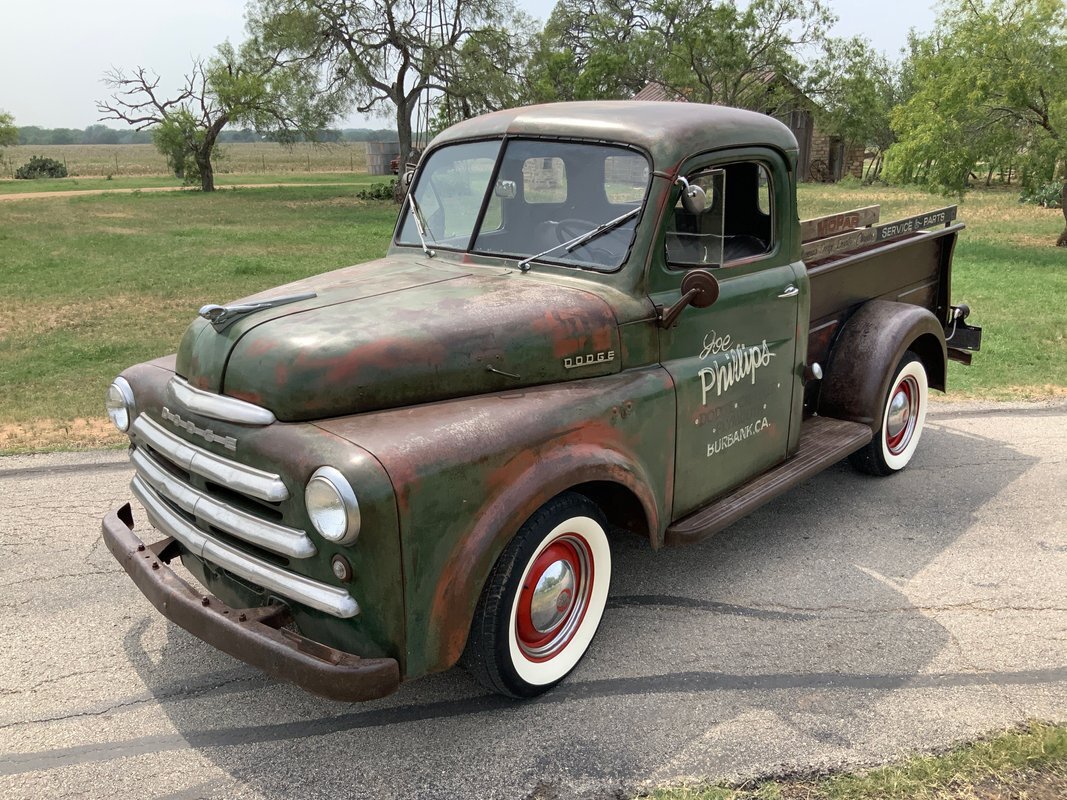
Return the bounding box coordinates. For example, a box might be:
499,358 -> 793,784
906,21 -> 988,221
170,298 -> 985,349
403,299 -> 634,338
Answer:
677,176 -> 707,215
659,270 -> 720,328
402,169 -> 415,188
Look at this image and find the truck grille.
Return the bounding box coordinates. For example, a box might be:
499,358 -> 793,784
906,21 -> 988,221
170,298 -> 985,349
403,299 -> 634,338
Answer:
128,414 -> 360,619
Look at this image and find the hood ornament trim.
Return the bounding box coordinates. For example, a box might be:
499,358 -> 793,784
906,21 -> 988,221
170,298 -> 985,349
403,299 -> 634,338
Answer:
198,291 -> 317,333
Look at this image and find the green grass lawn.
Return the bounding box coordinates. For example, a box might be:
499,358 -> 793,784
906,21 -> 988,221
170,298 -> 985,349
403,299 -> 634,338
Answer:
797,183 -> 1067,400
0,171 -> 379,194
0,182 -> 398,451
0,179 -> 1062,452
647,721 -> 1067,800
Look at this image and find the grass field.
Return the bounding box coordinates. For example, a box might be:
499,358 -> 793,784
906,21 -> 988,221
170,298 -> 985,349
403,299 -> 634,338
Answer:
0,141 -> 373,179
0,178 -> 1063,453
0,171 -> 376,195
798,183 -> 1067,400
647,721 -> 1067,799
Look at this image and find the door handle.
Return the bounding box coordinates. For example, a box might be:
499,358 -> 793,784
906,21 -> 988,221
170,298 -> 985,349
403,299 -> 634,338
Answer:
778,285 -> 799,298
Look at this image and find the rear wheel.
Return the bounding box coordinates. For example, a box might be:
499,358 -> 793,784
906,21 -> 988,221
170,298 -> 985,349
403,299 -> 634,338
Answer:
462,492 -> 611,698
849,352 -> 928,476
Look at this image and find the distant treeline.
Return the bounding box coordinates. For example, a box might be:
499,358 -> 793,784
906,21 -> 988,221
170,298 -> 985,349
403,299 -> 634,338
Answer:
15,124 -> 399,146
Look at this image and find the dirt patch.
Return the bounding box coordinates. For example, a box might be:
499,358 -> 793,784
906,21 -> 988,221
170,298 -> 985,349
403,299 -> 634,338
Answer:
97,226 -> 142,236
282,195 -> 370,209
1004,232 -> 1065,248
0,418 -> 125,452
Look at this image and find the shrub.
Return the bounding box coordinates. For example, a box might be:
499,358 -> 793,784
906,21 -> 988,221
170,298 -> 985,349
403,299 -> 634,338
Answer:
356,180 -> 397,200
1020,181 -> 1063,209
15,155 -> 68,179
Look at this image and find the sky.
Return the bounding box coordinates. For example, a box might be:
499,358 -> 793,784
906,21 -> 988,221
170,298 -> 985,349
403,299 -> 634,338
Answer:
1,0 -> 938,130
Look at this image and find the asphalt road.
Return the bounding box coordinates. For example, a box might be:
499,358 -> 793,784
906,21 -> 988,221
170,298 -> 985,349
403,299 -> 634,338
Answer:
2,401 -> 1065,799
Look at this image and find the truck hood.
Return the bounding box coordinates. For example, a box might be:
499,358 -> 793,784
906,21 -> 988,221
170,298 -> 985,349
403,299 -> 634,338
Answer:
175,258 -> 622,422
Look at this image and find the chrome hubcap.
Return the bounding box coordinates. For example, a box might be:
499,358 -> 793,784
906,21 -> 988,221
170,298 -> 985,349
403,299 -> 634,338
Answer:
886,388 -> 911,439
515,534 -> 593,661
530,559 -> 576,633
885,376 -> 920,455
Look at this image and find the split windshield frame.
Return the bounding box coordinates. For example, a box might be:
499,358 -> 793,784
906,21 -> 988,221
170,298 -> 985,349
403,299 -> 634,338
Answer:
395,136 -> 653,273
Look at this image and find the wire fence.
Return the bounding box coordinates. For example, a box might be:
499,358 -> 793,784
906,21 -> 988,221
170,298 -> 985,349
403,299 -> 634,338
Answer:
0,142 -> 371,178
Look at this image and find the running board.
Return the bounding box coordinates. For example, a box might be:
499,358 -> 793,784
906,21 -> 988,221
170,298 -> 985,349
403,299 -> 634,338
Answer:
665,416 -> 873,546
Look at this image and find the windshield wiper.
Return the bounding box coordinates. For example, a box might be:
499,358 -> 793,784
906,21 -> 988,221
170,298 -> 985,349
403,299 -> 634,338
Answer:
407,193 -> 436,258
518,207 -> 641,273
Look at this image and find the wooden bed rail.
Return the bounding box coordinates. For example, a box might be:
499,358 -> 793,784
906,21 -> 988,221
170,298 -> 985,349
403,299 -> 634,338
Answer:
800,205 -> 958,261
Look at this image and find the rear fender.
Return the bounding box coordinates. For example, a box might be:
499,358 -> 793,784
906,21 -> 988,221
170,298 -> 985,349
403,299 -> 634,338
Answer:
819,300 -> 946,427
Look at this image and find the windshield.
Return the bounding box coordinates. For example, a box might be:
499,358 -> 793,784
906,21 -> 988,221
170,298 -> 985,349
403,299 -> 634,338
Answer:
396,138 -> 650,271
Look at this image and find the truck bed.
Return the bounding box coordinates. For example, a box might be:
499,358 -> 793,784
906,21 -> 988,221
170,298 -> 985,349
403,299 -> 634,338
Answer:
800,205 -> 964,383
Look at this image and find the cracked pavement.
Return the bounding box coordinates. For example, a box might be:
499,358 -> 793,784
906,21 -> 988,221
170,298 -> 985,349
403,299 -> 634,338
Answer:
1,401 -> 1065,799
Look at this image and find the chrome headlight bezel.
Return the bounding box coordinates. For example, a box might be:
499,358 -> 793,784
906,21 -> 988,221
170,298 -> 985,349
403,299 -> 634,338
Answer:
305,466 -> 361,545
105,377 -> 135,432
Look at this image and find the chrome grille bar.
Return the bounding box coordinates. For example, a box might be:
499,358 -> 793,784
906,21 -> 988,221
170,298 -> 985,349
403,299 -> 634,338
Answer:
132,414 -> 289,502
131,447 -> 315,559
166,377 -> 276,426
132,476 -> 359,619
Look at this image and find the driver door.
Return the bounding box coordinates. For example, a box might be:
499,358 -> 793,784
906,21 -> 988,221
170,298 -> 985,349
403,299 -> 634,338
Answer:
653,155 -> 803,518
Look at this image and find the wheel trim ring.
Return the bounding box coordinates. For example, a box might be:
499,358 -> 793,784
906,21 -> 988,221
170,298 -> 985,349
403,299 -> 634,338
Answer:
514,533 -> 594,663
885,375 -> 919,455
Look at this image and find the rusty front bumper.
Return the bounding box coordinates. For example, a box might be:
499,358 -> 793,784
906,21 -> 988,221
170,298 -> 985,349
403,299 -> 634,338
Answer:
102,504 -> 400,702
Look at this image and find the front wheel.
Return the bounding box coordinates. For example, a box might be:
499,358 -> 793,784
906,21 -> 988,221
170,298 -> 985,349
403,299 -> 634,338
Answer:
849,351 -> 929,476
462,493 -> 611,698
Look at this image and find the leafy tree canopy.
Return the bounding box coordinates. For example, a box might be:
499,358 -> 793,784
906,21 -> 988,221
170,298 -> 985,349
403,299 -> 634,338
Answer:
98,38 -> 340,190
246,0 -> 529,161
885,0 -> 1066,242
0,110 -> 17,148
527,0 -> 835,111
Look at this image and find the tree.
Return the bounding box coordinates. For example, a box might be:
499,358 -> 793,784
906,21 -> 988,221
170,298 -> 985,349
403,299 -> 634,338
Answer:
0,110 -> 17,148
809,37 -> 902,182
527,0 -> 834,110
526,0 -> 659,101
886,0 -> 1066,244
654,0 -> 835,110
246,0 -> 525,160
98,40 -> 338,191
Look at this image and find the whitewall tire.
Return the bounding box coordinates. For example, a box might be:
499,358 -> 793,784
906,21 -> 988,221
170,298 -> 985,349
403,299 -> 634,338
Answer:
850,352 -> 929,476
462,493 -> 611,698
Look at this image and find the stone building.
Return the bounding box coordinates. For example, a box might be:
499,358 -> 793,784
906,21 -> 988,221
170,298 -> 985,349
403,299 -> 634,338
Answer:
633,80 -> 865,183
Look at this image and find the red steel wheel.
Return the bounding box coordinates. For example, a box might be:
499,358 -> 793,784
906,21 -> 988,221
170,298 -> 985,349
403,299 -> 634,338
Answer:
462,493 -> 611,698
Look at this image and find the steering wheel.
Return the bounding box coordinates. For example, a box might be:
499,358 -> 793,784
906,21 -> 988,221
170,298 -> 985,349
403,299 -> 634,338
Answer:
554,218 -> 597,243
551,218 -> 620,266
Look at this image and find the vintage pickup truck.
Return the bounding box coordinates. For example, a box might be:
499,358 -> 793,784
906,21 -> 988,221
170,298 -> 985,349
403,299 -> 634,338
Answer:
102,101 -> 982,700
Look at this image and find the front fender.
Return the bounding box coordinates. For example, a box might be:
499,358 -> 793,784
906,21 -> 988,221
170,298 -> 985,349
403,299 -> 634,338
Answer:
317,366 -> 676,678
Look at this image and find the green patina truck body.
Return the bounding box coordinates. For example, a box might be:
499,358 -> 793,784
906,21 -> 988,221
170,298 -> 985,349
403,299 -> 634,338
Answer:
101,101 -> 982,700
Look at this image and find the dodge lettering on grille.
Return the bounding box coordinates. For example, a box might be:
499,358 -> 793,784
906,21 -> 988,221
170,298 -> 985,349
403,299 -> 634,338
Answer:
161,407 -> 238,451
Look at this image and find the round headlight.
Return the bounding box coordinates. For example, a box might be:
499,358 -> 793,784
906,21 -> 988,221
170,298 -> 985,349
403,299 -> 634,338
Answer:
305,466 -> 360,544
105,377 -> 135,432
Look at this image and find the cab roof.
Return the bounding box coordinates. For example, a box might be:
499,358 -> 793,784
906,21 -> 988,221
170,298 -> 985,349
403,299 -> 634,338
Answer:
428,101 -> 799,172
